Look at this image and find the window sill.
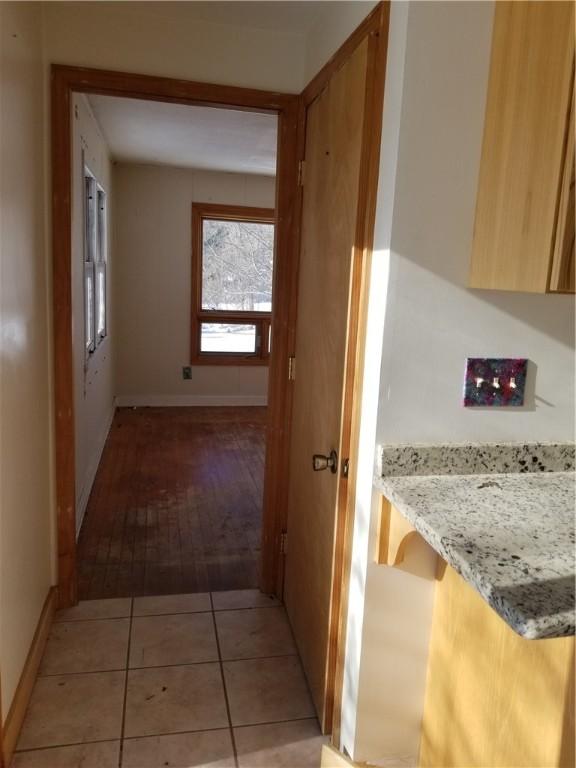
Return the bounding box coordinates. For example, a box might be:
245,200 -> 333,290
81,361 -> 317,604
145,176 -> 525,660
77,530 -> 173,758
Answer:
191,354 -> 269,367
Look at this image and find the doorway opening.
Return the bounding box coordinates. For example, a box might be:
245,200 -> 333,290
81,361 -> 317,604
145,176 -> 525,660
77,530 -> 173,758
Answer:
71,92 -> 278,599
52,66 -> 301,609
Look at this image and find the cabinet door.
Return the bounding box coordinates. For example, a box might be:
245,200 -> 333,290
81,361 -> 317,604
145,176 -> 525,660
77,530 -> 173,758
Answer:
420,564 -> 575,768
550,88 -> 575,293
469,1 -> 575,293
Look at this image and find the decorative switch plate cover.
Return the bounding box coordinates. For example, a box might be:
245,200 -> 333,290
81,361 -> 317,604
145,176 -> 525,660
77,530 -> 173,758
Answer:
463,358 -> 528,407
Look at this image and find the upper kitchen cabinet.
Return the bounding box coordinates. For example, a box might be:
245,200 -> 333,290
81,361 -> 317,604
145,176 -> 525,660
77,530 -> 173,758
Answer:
469,1 -> 575,294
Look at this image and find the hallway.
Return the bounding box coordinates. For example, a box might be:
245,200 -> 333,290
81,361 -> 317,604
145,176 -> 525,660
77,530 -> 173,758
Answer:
78,407 -> 267,600
14,590 -> 324,767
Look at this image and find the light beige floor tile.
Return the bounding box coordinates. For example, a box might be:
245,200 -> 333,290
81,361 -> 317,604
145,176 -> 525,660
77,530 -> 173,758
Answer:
121,729 -> 235,768
216,608 -> 296,660
235,719 -> 326,768
55,598 -> 132,622
13,741 -> 120,768
40,619 -> 130,675
124,663 -> 228,738
223,657 -> 315,727
17,672 -> 125,750
133,593 -> 211,616
129,613 -> 218,668
212,589 -> 281,611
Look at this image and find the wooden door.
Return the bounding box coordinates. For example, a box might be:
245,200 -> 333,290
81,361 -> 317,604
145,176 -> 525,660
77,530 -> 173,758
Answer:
283,39 -> 370,730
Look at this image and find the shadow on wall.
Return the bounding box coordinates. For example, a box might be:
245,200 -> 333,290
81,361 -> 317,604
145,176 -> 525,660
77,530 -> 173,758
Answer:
384,0 -> 574,349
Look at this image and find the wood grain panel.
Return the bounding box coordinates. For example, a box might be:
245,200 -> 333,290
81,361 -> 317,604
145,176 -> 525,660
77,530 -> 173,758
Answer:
329,4 -> 390,746
260,95 -> 303,596
283,39 -> 369,730
550,86 -> 575,293
469,1 -> 575,293
420,563 -> 575,768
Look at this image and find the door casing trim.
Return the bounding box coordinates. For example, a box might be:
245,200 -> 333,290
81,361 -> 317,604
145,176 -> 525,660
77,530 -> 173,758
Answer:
51,64 -> 300,607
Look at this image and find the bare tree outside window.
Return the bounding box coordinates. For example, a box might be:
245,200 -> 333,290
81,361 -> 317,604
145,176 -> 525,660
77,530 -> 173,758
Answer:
202,219 -> 274,312
191,203 -> 275,364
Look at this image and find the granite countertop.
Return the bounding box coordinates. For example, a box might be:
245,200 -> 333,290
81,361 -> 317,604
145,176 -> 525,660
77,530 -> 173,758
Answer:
374,442 -> 575,640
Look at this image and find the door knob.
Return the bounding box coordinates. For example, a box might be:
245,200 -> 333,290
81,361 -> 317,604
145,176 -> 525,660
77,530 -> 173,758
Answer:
312,449 -> 338,473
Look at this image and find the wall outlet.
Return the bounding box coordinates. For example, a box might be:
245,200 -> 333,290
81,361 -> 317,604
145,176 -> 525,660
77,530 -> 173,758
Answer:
182,366 -> 192,380
463,358 -> 528,407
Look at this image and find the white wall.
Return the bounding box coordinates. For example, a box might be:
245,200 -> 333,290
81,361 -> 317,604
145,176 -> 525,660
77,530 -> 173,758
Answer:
72,95 -> 116,535
0,1 -> 54,719
304,1 -> 378,84
343,0 -> 575,764
376,2 -> 575,446
43,1 -> 305,93
113,163 -> 275,405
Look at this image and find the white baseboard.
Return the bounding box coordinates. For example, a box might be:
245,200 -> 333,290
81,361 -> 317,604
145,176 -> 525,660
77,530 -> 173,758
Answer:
75,403 -> 116,538
115,394 -> 268,407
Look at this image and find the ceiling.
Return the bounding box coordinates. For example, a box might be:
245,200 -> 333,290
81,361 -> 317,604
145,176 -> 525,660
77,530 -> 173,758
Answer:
88,95 -> 278,176
115,1 -> 329,34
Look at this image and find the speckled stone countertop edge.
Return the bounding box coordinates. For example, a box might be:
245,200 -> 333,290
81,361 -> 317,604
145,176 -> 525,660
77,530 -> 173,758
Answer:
378,441 -> 575,477
373,472 -> 575,640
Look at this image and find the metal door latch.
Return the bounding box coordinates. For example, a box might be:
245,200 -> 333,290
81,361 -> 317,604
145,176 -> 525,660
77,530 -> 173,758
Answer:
312,449 -> 338,473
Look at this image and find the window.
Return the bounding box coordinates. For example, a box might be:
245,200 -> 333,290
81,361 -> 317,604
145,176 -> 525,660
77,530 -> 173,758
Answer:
95,188 -> 107,342
83,165 -> 107,357
191,203 -> 275,364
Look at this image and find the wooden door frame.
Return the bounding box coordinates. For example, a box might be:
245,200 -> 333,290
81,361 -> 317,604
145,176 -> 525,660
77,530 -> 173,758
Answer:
51,64 -> 301,607
284,2 -> 391,737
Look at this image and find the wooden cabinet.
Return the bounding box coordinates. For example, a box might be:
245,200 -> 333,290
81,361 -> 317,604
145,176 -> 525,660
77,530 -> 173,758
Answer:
375,496 -> 575,767
469,1 -> 575,293
419,563 -> 575,768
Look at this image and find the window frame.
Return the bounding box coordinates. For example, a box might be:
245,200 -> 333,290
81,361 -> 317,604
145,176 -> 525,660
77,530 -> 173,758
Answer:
190,202 -> 275,366
83,167 -> 97,358
94,186 -> 107,344
83,163 -> 108,361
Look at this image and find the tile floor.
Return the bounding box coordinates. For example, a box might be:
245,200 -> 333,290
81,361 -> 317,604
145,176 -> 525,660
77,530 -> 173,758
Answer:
13,590 -> 326,767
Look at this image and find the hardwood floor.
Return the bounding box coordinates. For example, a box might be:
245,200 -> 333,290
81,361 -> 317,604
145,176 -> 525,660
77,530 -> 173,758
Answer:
77,406 -> 266,600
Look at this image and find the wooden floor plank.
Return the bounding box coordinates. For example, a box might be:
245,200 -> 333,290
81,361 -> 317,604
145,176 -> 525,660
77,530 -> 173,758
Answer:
77,406 -> 266,599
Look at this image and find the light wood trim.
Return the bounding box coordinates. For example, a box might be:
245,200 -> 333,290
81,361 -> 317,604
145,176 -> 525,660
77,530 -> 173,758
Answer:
260,96 -> 304,595
419,564 -> 575,768
2,588 -> 57,764
191,202 -> 275,223
302,3 -> 384,107
321,744 -> 361,768
190,201 -> 275,366
52,66 -> 77,609
376,497 -> 419,566
327,1 -> 390,743
550,83 -> 575,293
469,1 -> 575,293
52,65 -> 299,607
51,64 -> 293,112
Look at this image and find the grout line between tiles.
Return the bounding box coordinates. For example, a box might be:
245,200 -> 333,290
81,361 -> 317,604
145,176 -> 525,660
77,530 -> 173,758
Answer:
53,615 -> 132,623
14,737 -> 121,755
209,592 -> 240,768
117,596 -> 134,768
16,715 -> 322,756
37,653 -> 300,679
131,609 -> 212,618
38,667 -> 128,678
211,604 -> 283,612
